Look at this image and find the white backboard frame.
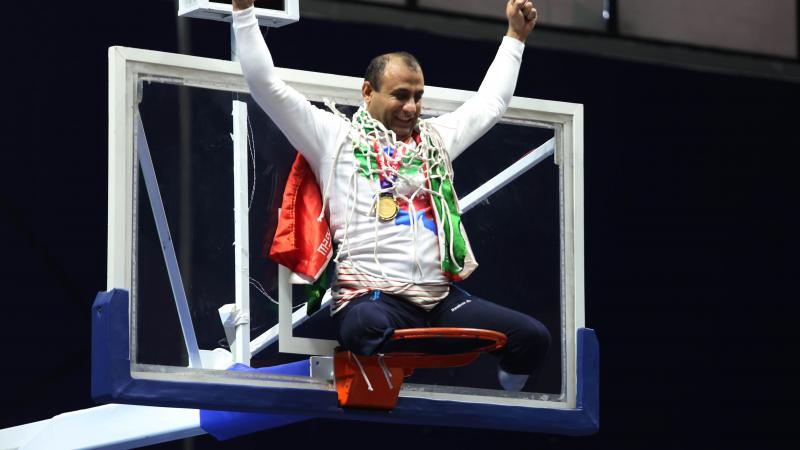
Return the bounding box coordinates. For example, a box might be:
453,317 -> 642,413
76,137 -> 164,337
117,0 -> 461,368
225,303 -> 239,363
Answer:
107,45 -> 585,410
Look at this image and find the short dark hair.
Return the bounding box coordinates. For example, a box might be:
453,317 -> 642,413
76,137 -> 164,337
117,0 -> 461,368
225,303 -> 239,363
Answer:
364,52 -> 421,92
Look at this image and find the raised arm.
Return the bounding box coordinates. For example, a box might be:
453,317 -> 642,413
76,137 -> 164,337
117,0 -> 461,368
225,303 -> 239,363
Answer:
232,1 -> 346,167
430,0 -> 538,160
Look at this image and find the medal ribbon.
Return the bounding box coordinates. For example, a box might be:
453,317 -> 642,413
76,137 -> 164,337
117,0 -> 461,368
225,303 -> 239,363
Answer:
373,140 -> 408,191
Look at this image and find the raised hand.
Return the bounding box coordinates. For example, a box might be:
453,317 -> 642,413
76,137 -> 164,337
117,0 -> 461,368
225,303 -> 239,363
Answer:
506,0 -> 538,42
232,0 -> 255,12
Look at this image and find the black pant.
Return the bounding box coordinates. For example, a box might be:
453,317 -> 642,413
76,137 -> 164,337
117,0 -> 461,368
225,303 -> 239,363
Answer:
334,286 -> 551,375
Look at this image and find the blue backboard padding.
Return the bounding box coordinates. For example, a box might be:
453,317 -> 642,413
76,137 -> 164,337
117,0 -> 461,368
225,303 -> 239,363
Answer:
576,327 -> 600,430
200,362 -> 312,440
91,289 -> 132,403
92,289 -> 600,435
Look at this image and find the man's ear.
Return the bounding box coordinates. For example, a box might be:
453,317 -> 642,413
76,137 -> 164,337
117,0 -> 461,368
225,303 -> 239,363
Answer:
362,81 -> 374,105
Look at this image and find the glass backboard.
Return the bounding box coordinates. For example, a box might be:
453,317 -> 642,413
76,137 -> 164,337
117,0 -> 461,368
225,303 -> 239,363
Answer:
93,45 -> 596,435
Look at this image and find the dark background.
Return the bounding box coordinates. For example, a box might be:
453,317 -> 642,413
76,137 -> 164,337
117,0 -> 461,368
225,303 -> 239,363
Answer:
1,1 -> 798,449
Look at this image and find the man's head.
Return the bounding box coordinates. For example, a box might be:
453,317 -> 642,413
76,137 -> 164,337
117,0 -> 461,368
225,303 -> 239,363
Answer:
362,52 -> 424,141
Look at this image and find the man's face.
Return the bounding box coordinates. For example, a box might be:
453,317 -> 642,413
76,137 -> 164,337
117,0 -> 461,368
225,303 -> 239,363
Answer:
362,57 -> 424,141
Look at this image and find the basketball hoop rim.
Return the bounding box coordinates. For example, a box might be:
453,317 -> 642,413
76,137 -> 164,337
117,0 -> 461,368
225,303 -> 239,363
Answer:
336,327 -> 509,378
389,327 -> 508,354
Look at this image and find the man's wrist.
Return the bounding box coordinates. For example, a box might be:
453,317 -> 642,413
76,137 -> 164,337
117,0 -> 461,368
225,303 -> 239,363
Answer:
505,28 -> 528,43
232,1 -> 255,12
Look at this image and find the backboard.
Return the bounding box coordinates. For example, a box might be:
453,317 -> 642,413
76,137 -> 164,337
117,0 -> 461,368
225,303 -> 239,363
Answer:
93,44 -> 597,435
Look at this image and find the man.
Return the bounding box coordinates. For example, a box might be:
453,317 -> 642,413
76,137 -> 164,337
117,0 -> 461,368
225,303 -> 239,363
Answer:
232,0 -> 549,391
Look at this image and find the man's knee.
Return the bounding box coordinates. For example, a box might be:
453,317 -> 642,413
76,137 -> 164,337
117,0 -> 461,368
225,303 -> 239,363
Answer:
518,317 -> 551,359
498,315 -> 551,376
504,315 -> 550,363
337,302 -> 394,355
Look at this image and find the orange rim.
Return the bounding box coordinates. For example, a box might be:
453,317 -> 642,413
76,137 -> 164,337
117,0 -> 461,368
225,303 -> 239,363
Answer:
389,327 -> 507,353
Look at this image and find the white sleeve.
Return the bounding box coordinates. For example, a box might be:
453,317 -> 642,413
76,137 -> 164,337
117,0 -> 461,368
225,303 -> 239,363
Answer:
232,7 -> 347,168
429,36 -> 525,160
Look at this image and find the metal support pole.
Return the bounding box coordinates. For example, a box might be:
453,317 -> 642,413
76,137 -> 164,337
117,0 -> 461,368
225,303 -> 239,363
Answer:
136,112 -> 202,368
603,0 -> 618,36
231,101 -> 251,365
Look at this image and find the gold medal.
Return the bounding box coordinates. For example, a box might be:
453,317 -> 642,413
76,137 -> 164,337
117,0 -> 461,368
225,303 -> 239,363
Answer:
377,194 -> 399,222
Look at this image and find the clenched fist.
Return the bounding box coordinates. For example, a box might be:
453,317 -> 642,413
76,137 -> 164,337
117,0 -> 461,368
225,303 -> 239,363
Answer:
506,0 -> 538,42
